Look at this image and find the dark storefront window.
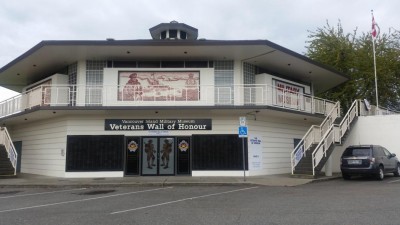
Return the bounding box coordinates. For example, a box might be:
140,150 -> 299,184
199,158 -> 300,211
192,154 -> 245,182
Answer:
192,134 -> 248,170
66,135 -> 124,171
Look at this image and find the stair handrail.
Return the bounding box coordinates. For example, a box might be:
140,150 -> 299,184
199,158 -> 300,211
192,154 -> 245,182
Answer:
291,101 -> 340,174
291,125 -> 319,173
311,124 -> 338,175
0,127 -> 17,175
337,100 -> 359,142
311,100 -> 359,175
319,101 -> 340,138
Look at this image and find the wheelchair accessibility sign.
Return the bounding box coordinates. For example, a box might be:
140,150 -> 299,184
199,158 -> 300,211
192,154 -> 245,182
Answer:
238,126 -> 248,138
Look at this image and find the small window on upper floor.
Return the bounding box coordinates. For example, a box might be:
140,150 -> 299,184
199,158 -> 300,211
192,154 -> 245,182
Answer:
185,61 -> 208,68
169,29 -> 177,39
180,31 -> 187,39
161,31 -> 167,39
161,61 -> 184,68
113,61 -> 137,68
138,61 -> 160,68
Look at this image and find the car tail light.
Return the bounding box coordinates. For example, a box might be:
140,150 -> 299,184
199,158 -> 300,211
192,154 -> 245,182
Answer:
370,157 -> 375,164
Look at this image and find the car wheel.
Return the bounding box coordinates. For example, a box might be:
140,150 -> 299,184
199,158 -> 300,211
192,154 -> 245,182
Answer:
342,173 -> 351,180
394,164 -> 400,177
376,166 -> 384,181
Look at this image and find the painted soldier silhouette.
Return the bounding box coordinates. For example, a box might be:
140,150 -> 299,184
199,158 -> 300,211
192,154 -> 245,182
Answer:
144,139 -> 156,169
122,73 -> 143,101
161,139 -> 172,169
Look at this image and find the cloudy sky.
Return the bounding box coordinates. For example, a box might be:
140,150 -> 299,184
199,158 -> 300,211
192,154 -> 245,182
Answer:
0,0 -> 398,100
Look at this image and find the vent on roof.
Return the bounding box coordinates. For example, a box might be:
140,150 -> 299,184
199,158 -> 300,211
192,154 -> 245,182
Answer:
149,21 -> 198,40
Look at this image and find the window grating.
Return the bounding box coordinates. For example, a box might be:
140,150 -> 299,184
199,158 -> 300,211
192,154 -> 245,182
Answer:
243,62 -> 256,104
214,60 -> 234,71
214,61 -> 234,104
86,61 -> 106,105
68,62 -> 78,106
86,60 -> 107,71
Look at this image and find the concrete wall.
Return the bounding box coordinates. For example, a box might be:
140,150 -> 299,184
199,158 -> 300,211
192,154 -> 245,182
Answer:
331,115 -> 400,172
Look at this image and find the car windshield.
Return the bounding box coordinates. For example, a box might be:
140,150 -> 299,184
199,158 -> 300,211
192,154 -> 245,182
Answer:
343,148 -> 370,157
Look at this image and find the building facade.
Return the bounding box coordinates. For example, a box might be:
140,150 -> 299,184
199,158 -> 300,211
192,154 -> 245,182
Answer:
0,22 -> 348,178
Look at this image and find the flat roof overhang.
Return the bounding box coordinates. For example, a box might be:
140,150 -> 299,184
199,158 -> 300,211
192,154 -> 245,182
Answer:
0,105 -> 325,126
0,39 -> 349,93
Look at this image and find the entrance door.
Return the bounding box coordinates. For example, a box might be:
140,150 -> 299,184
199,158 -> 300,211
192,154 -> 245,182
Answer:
13,141 -> 22,173
142,137 -> 175,175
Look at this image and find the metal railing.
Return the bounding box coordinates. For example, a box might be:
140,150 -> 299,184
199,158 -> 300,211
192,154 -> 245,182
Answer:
359,100 -> 400,116
311,100 -> 359,175
0,84 -> 337,118
291,101 -> 340,173
293,99 -> 400,176
0,127 -> 17,175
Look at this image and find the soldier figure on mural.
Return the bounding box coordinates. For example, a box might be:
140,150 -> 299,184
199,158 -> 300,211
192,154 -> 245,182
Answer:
122,73 -> 143,101
144,139 -> 156,169
183,73 -> 198,100
161,139 -> 172,169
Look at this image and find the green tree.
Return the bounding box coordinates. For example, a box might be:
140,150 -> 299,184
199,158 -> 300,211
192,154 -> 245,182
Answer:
306,21 -> 400,111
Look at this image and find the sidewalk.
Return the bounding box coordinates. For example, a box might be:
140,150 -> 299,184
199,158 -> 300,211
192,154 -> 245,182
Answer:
0,173 -> 341,188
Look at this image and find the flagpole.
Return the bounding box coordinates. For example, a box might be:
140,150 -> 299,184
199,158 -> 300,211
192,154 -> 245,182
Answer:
372,33 -> 379,110
371,10 -> 379,111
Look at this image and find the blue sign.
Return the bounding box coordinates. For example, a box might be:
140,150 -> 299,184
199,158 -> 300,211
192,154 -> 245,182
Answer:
294,141 -> 304,167
238,126 -> 248,138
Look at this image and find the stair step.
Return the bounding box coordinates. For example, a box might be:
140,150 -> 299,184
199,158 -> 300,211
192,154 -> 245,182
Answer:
0,170 -> 14,176
291,174 -> 316,179
0,169 -> 13,173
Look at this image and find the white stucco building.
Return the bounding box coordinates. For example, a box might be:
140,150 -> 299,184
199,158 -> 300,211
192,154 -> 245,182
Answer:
0,21 -> 349,178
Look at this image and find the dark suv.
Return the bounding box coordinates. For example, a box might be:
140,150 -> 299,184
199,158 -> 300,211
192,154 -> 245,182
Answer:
340,145 -> 400,180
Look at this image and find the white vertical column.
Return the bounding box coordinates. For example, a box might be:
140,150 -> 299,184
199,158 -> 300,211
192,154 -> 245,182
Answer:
325,155 -> 332,176
233,60 -> 243,105
76,60 -> 86,106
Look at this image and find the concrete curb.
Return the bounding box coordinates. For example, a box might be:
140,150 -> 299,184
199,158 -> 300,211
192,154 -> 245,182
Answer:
0,173 -> 341,188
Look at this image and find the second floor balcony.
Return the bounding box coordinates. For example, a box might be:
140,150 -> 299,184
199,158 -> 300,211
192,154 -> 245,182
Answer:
0,83 -> 336,119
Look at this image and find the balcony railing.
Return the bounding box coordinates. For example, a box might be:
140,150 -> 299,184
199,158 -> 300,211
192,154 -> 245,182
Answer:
0,84 -> 336,118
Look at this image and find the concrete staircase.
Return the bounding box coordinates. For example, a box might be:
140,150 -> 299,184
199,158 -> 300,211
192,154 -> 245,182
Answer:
293,114 -> 359,178
0,145 -> 15,176
293,144 -> 336,177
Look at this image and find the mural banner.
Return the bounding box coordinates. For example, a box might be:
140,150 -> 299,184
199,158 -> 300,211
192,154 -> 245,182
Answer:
118,71 -> 200,101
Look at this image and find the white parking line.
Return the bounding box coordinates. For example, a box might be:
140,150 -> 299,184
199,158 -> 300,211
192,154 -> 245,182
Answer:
111,186 -> 259,215
0,188 -> 87,199
0,187 -> 172,213
387,179 -> 400,183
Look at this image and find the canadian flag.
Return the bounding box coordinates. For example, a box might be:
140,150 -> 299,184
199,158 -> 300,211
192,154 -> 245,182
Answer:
371,13 -> 378,38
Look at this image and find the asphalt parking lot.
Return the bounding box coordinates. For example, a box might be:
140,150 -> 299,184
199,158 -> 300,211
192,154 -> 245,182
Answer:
1,176 -> 400,225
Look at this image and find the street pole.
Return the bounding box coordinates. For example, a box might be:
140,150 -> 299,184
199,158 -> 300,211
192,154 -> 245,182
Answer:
242,137 -> 246,181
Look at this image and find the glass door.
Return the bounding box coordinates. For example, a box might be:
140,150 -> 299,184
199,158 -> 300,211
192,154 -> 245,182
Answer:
141,137 -> 175,176
159,137 -> 174,175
